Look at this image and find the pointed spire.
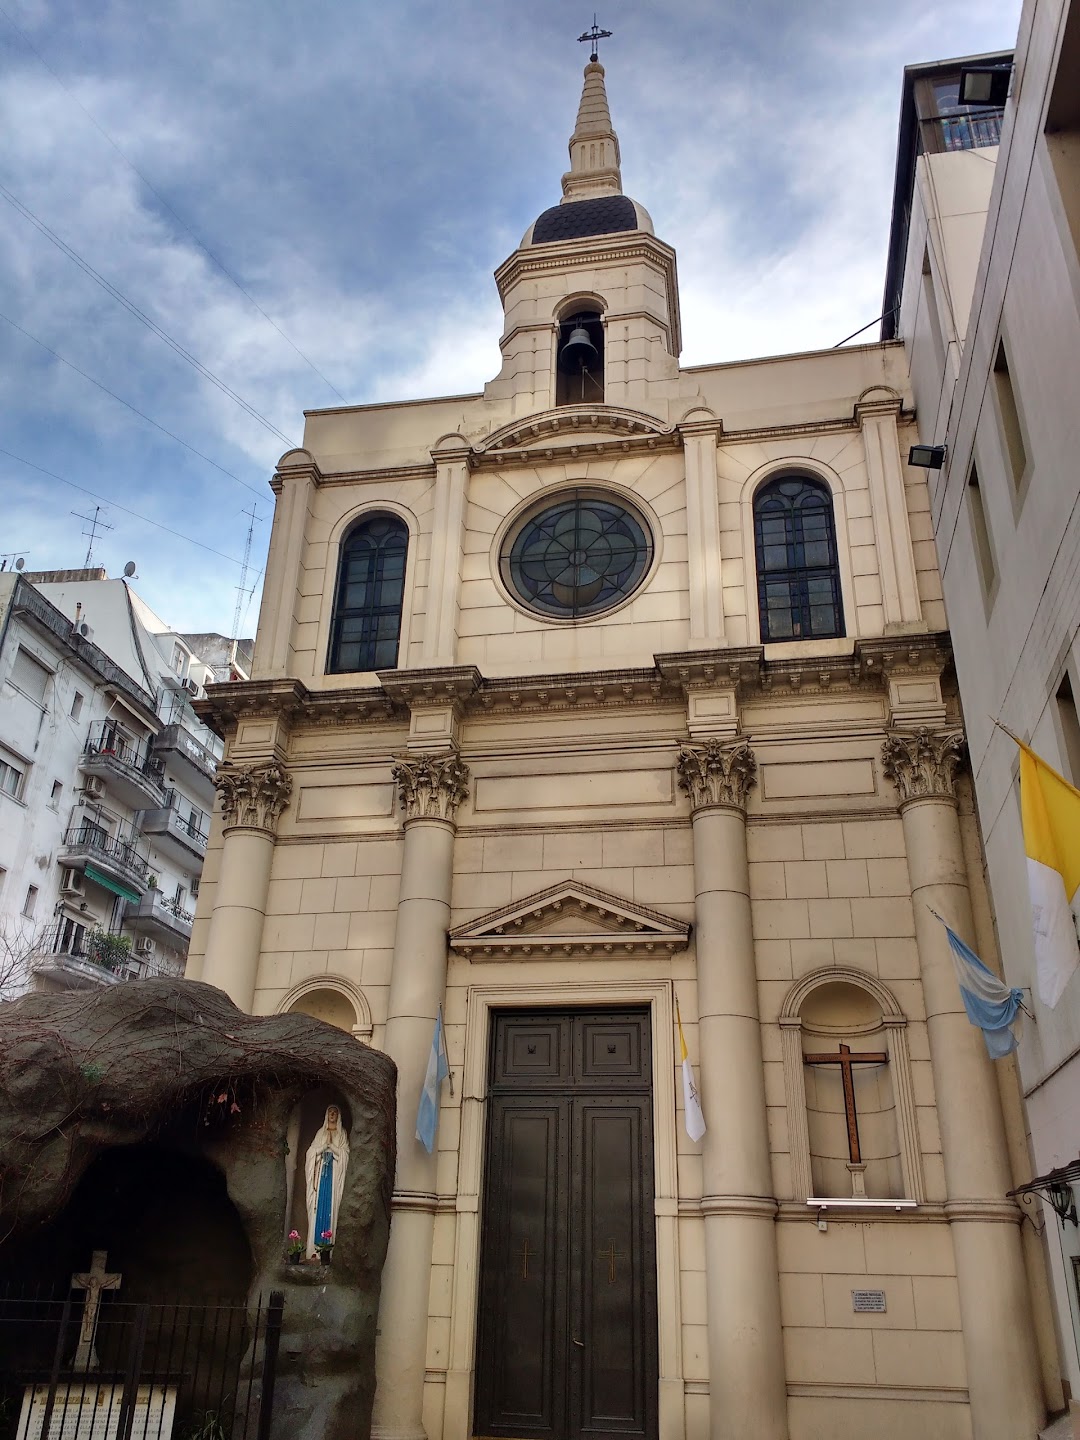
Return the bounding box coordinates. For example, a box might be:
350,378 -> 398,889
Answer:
561,61 -> 623,203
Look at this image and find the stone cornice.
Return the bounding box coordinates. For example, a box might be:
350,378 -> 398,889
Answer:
677,739 -> 758,813
377,666 -> 482,709
216,759 -> 293,835
391,751 -> 470,823
194,678 -> 309,738
655,647 -> 764,693
881,726 -> 967,804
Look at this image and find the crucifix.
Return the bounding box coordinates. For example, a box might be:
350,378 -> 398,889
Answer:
578,16 -> 613,63
597,1238 -> 625,1285
71,1250 -> 122,1370
804,1042 -> 887,1194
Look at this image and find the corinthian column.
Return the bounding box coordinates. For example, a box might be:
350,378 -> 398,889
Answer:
676,740 -> 788,1440
373,751 -> 469,1440
881,728 -> 1043,1440
198,760 -> 292,1011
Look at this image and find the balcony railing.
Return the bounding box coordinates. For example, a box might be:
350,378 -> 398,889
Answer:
33,922 -> 182,988
60,823 -> 150,890
920,108 -> 1003,154
138,798 -> 209,861
131,888 -> 195,942
153,723 -> 218,793
81,726 -> 166,808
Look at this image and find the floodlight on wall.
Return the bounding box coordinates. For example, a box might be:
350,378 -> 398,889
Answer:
958,65 -> 1012,107
908,443 -> 947,469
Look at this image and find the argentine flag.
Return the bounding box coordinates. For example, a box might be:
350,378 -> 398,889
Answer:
934,912 -> 1027,1058
416,1007 -> 450,1154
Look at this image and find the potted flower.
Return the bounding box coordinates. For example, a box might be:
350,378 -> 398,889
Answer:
286,1230 -> 303,1264
315,1229 -> 334,1265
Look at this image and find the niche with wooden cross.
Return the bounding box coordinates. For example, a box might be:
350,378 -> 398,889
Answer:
779,970 -> 925,1204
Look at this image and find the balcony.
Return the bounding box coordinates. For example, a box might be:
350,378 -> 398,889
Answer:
153,723 -> 218,802
138,798 -> 209,864
81,726 -> 166,810
31,923 -> 125,991
32,922 -> 182,990
59,823 -> 150,897
130,888 -> 195,945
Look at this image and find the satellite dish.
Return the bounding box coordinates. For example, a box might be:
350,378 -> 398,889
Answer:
123,561 -> 137,577
14,557 -> 24,571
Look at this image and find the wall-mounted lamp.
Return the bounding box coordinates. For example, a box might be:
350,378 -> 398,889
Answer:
1046,1177 -> 1079,1227
958,65 -> 1012,107
908,443 -> 947,470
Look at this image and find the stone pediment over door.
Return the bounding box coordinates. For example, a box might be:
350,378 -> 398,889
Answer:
449,880 -> 690,961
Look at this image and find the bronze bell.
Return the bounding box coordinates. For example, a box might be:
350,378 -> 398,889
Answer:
559,324 -> 599,373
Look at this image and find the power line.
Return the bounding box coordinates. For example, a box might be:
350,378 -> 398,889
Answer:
0,310 -> 266,500
0,178 -> 298,448
0,446 -> 254,569
0,2 -> 349,406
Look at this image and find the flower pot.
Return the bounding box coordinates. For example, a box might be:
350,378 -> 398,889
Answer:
318,1250 -> 332,1266
287,1254 -> 301,1265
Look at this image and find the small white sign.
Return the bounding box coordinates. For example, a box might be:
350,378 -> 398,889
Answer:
851,1289 -> 887,1313
19,1382 -> 177,1440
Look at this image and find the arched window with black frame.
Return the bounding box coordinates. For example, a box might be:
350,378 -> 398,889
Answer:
327,514 -> 409,674
753,476 -> 844,642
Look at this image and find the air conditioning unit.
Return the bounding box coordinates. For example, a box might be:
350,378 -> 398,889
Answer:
82,775 -> 106,799
181,677 -> 199,696
60,869 -> 85,897
134,937 -> 156,957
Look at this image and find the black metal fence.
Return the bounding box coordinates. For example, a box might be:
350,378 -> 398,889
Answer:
0,1291 -> 283,1440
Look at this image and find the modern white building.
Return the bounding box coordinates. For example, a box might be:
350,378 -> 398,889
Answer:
0,567 -> 248,995
886,0 -> 1080,1415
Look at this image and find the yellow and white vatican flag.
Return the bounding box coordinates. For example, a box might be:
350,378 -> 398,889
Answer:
676,997 -> 706,1142
1019,741 -> 1080,1007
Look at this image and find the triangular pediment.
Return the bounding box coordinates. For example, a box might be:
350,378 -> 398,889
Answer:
450,880 -> 689,960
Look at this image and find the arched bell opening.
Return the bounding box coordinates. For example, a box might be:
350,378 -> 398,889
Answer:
556,310 -> 605,405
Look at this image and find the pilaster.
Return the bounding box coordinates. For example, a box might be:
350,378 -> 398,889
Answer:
855,394 -> 924,631
678,412 -> 725,648
252,449 -> 321,677
423,439 -> 472,667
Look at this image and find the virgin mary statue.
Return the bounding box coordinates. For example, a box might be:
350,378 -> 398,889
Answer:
305,1104 -> 350,1257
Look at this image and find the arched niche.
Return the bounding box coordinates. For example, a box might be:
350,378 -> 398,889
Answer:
282,976 -> 373,1041
284,1088 -> 354,1258
779,967 -> 925,1204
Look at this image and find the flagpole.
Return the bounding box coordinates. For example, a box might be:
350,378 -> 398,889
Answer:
439,1003 -> 455,1096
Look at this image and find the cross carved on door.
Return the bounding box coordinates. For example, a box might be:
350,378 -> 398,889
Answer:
598,1238 -> 625,1285
518,1237 -> 534,1281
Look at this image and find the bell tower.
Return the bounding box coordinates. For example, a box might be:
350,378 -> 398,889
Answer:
484,52 -> 686,421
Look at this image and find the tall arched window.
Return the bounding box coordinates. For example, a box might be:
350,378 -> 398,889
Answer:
327,514 -> 408,674
754,476 -> 844,642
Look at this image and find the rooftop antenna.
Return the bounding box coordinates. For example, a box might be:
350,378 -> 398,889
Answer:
0,553 -> 26,572
578,15 -> 613,62
231,505 -> 263,646
71,505 -> 114,567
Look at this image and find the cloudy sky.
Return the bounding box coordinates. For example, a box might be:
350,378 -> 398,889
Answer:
1,0 -> 1020,635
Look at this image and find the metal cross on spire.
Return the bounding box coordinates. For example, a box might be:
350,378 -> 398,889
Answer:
578,15 -> 613,63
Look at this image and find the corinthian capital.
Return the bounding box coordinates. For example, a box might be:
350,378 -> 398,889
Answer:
392,752 -> 470,824
677,739 -> 757,813
881,726 -> 966,804
215,760 -> 293,833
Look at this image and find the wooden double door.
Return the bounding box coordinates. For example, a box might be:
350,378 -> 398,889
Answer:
474,1009 -> 658,1440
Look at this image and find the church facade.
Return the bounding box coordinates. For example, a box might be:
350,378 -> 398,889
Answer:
188,60 -> 1056,1440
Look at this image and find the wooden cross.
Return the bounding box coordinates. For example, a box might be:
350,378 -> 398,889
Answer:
71,1250 -> 122,1371
518,1237 -> 534,1281
803,1042 -> 887,1165
597,1238 -> 625,1285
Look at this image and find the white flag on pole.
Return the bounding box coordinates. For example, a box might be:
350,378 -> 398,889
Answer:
676,997 -> 706,1142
